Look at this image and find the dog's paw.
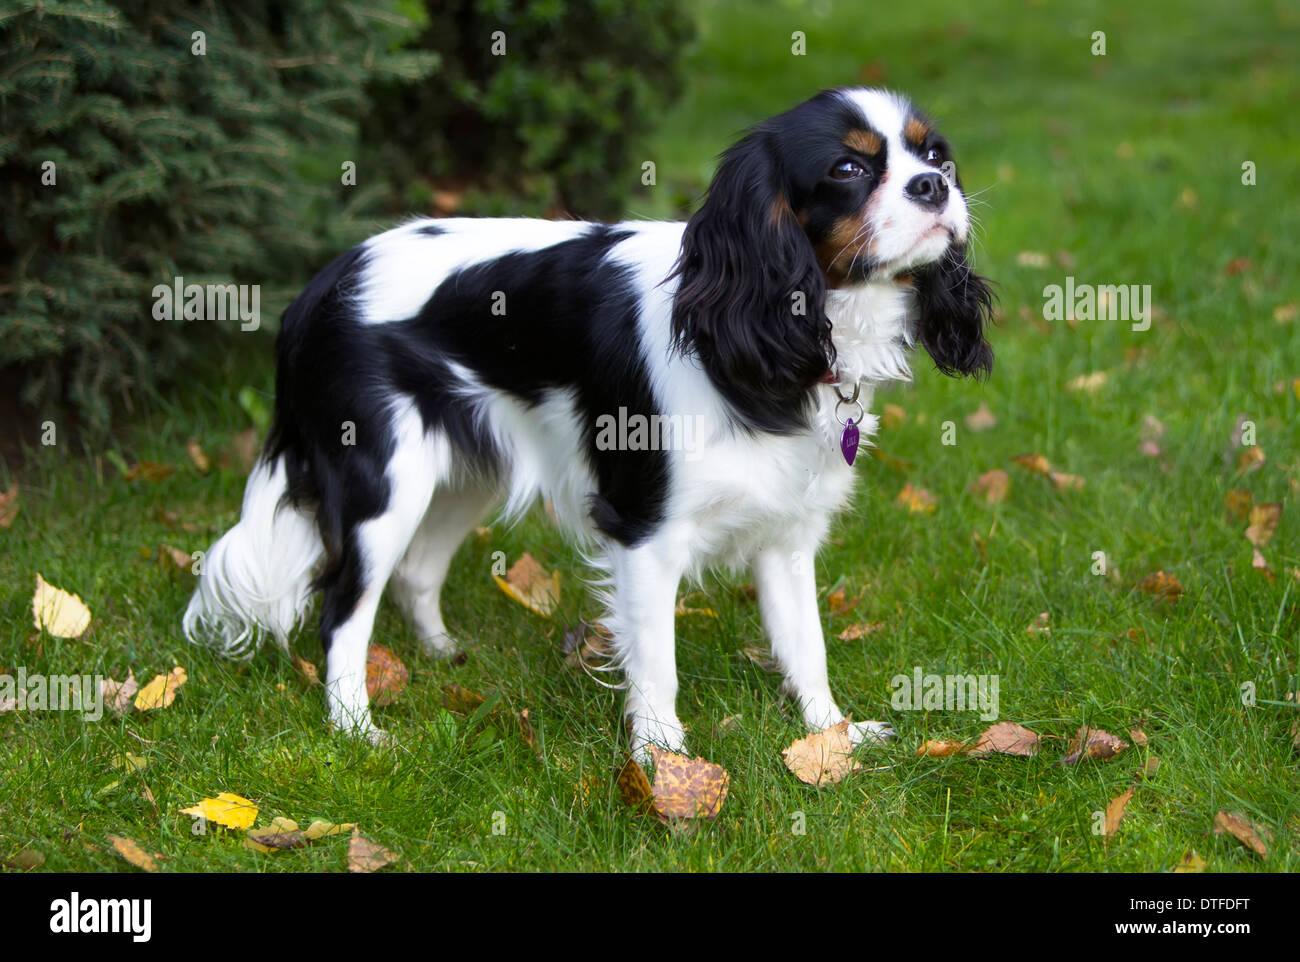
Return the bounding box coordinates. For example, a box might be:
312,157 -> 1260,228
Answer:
629,716 -> 688,768
847,719 -> 895,746
421,632 -> 466,663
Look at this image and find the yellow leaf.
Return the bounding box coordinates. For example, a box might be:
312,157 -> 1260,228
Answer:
1244,503 -> 1282,547
179,792 -> 259,830
781,720 -> 862,786
134,666 -> 187,711
492,553 -> 561,617
186,437 -> 211,473
895,482 -> 937,514
32,573 -> 92,639
108,836 -> 156,872
303,820 -> 357,840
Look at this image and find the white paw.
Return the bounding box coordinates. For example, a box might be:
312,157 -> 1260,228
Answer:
366,727 -> 393,748
629,715 -> 687,767
421,632 -> 464,660
847,719 -> 895,746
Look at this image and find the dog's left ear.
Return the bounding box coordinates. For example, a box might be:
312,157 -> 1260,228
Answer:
669,130 -> 834,433
913,245 -> 995,379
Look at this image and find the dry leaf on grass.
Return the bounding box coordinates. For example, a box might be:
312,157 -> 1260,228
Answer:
225,429 -> 259,474
1062,726 -> 1128,764
348,828 -> 399,873
1066,371 -> 1108,394
1136,571 -> 1183,601
155,543 -> 195,574
1139,756 -> 1161,780
562,621 -> 614,669
1225,489 -> 1253,523
896,482 -> 937,514
1129,727 -> 1149,747
123,461 -> 176,483
108,836 -> 157,872
646,748 -> 729,819
881,403 -> 906,430
101,673 -> 139,714
1213,811 -> 1271,858
1104,788 -> 1134,836
32,573 -> 92,639
1244,503 -> 1282,547
827,587 -> 858,615
1235,446 -> 1265,475
4,849 -> 45,870
969,469 -> 1010,504
365,644 -> 408,706
303,820 -> 356,840
441,683 -> 486,714
179,792 -> 259,830
1026,611 -> 1052,635
740,645 -> 778,671
916,739 -> 972,757
0,485 -> 19,528
293,654 -> 321,687
247,817 -> 307,851
185,438 -> 210,473
493,552 -> 561,617
782,720 -> 863,785
964,404 -> 997,432
970,721 -> 1040,757
837,622 -> 885,641
1011,453 -> 1084,491
134,666 -> 187,711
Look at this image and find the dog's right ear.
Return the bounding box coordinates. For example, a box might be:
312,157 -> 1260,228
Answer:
668,131 -> 835,433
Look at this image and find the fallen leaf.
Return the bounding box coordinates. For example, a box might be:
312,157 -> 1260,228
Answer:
1063,726 -> 1128,764
616,756 -> 656,814
226,429 -> 259,474
1213,811 -> 1271,858
1012,453 -> 1052,477
969,469 -> 1010,504
646,748 -> 729,819
1136,571 -> 1183,601
1050,471 -> 1085,491
1066,371 -> 1108,393
365,644 -> 408,706
156,543 -> 194,574
740,645 -> 778,671
179,792 -> 258,830
827,587 -> 858,615
293,654 -> 321,687
1235,446 -> 1265,475
4,849 -> 45,870
1244,503 -> 1282,546
101,673 -> 139,714
134,666 -> 187,711
440,683 -> 486,714
969,721 -> 1040,757
1129,727 -> 1149,747
32,573 -> 92,639
1174,850 -> 1207,873
347,828 -> 399,873
303,820 -> 356,840
0,485 -> 18,528
782,720 -> 863,785
1016,250 -> 1049,268
916,739 -> 972,757
124,461 -> 176,483
1026,611 -> 1051,635
1139,756 -> 1161,780
113,753 -> 148,772
492,553 -> 561,617
1274,303 -> 1298,324
186,438 -> 211,473
895,482 -> 937,514
1225,489 -> 1253,523
108,836 -> 156,872
247,819 -> 307,850
881,404 -> 906,430
1104,788 -> 1134,836
837,622 -> 885,641
964,404 -> 997,432
1251,547 -> 1273,579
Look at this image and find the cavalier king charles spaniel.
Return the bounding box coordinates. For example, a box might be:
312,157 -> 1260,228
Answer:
185,87 -> 993,760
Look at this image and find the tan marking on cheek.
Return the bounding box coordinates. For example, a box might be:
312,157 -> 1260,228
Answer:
814,213 -> 871,285
844,129 -> 883,156
904,117 -> 932,147
769,195 -> 792,226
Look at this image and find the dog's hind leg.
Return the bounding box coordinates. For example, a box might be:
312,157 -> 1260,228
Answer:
390,482 -> 497,659
318,406 -> 444,741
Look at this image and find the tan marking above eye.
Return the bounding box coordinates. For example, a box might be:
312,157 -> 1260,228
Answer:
843,129 -> 883,156
904,117 -> 932,147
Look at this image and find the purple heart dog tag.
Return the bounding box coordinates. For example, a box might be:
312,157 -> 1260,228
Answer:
840,418 -> 859,466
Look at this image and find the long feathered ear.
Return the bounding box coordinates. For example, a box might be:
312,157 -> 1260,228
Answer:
912,245 -> 995,379
669,131 -> 834,433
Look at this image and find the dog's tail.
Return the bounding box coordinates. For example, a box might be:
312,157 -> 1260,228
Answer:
183,454 -> 322,657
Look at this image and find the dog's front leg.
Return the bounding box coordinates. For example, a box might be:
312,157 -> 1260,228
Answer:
754,543 -> 894,746
608,535 -> 688,763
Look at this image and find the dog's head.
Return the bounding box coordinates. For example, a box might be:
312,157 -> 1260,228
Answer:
670,87 -> 993,431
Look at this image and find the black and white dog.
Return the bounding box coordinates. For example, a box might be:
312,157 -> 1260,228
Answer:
185,87 -> 993,760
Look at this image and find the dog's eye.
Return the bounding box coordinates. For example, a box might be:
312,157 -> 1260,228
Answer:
924,148 -> 943,166
831,159 -> 867,181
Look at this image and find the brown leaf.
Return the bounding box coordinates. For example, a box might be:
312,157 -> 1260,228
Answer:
616,756 -> 655,813
1225,488 -> 1254,523
1049,471 -> 1085,491
895,482 -> 937,514
881,404 -> 906,430
1128,727 -> 1149,747
293,654 -> 321,687
0,484 -> 19,529
1235,446 -> 1265,475
347,828 -> 399,873
646,748 -> 729,820
827,587 -> 857,615
970,721 -> 1040,757
247,822 -> 307,850
916,739 -> 972,757
493,552 -> 561,617
1012,452 -> 1052,477
156,543 -> 194,574
4,849 -> 45,870
964,403 -> 997,432
1213,811 -> 1271,858
1244,502 -> 1282,547
740,645 -> 778,671
226,429 -> 259,474
1104,788 -> 1134,836
123,461 -> 176,483
108,836 -> 157,872
969,469 -> 1010,504
440,683 -> 486,714
1063,726 -> 1128,764
365,644 -> 408,706
101,672 -> 139,715
781,720 -> 863,785
1026,611 -> 1051,635
837,622 -> 885,641
186,438 -> 211,473
1136,571 -> 1183,601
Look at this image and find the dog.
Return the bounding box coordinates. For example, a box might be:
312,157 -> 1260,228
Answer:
184,87 -> 993,760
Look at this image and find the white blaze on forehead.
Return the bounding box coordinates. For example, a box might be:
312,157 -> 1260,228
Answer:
837,88 -> 911,144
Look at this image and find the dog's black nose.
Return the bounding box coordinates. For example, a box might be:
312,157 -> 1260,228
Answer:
905,172 -> 949,210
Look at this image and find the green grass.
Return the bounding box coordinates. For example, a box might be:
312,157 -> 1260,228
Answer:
3,0 -> 1299,872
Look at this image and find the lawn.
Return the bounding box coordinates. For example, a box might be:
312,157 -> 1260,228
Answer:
2,0 -> 1298,872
